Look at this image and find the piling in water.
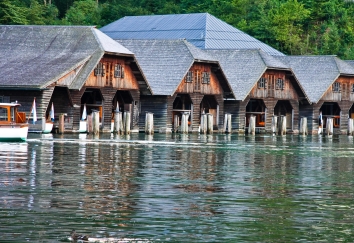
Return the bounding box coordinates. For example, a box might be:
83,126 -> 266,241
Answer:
124,111 -> 131,135
92,110 -> 100,135
326,117 -> 333,136
348,118 -> 353,136
278,115 -> 286,136
207,113 -> 213,134
145,112 -> 154,135
299,117 -> 308,136
249,115 -> 256,135
181,112 -> 190,134
174,115 -> 179,132
59,114 -> 65,134
87,114 -> 92,133
200,113 -> 207,134
223,113 -> 232,134
113,111 -> 121,134
271,116 -> 278,135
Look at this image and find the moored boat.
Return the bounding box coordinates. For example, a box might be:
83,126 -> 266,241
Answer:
0,103 -> 28,141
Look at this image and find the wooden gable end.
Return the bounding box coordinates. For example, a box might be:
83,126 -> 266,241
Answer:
175,63 -> 223,95
249,70 -> 299,100
56,65 -> 84,86
321,76 -> 354,102
85,55 -> 139,90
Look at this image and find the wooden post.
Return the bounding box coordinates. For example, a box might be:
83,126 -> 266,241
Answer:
271,116 -> 278,135
326,117 -> 333,136
87,114 -> 92,133
113,111 -> 121,134
299,117 -> 308,136
227,114 -> 232,133
174,115 -> 179,132
92,110 -> 100,135
42,116 -> 46,132
207,113 -> 213,134
124,111 -> 131,135
279,115 -> 286,136
249,115 -> 256,135
223,113 -> 228,133
348,118 -> 353,136
58,114 -> 65,134
200,113 -> 207,134
181,112 -> 189,134
145,112 -> 154,135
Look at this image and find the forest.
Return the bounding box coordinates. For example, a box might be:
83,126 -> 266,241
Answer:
1,0 -> 354,59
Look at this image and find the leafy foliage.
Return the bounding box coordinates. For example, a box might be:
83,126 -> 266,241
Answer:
1,0 -> 354,59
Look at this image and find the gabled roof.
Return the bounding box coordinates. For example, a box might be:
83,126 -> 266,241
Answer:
117,39 -> 219,95
277,56 -> 354,103
101,13 -> 284,56
205,49 -> 291,101
0,25 -> 133,90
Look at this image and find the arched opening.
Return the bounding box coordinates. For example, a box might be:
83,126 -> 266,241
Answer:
172,94 -> 192,131
112,91 -> 135,126
274,100 -> 293,129
81,88 -> 103,121
246,99 -> 266,127
321,102 -> 341,128
200,95 -> 218,126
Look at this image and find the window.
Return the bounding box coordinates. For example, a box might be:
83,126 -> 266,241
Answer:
94,62 -> 105,76
258,77 -> 267,89
202,72 -> 210,84
114,64 -> 124,78
351,84 -> 354,93
185,71 -> 193,83
275,78 -> 284,90
332,82 -> 341,92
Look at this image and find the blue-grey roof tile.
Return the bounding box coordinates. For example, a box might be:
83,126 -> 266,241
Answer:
118,39 -> 218,95
101,13 -> 284,56
277,56 -> 354,103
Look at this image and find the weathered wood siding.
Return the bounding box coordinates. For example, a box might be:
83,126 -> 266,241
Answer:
85,55 -> 139,90
175,63 -> 223,95
321,76 -> 354,101
139,95 -> 168,133
249,70 -> 299,100
57,65 -> 84,86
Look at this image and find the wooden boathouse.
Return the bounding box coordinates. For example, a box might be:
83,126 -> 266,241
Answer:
0,25 -> 149,133
279,56 -> 354,134
206,49 -> 309,134
117,39 -> 232,133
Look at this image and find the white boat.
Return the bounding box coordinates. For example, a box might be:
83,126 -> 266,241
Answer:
79,104 -> 87,133
0,103 -> 29,142
43,103 -> 54,133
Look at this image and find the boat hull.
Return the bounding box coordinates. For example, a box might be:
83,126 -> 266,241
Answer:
42,122 -> 53,134
0,125 -> 28,142
79,121 -> 87,133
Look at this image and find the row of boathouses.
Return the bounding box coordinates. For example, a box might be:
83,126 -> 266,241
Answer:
1,13 -> 354,135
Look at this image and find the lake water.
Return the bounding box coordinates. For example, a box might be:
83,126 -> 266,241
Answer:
1,133 -> 354,242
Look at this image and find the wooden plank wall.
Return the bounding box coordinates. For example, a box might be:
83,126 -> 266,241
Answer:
101,87 -> 117,132
139,95 -> 168,133
339,100 -> 352,134
189,93 -> 204,132
69,88 -> 86,131
289,99 -> 300,132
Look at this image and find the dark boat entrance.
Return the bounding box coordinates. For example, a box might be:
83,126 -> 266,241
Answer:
321,102 -> 340,128
274,100 -> 293,129
246,99 -> 266,128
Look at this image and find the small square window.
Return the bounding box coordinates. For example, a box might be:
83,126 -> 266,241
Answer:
114,64 -> 124,78
275,78 -> 284,90
258,77 -> 267,89
185,70 -> 193,83
332,82 -> 341,92
94,62 -> 105,77
202,72 -> 210,84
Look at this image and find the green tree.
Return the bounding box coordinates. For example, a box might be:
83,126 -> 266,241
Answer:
64,0 -> 100,25
0,0 -> 28,24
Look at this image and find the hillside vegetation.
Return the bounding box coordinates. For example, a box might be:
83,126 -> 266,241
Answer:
1,0 -> 354,59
